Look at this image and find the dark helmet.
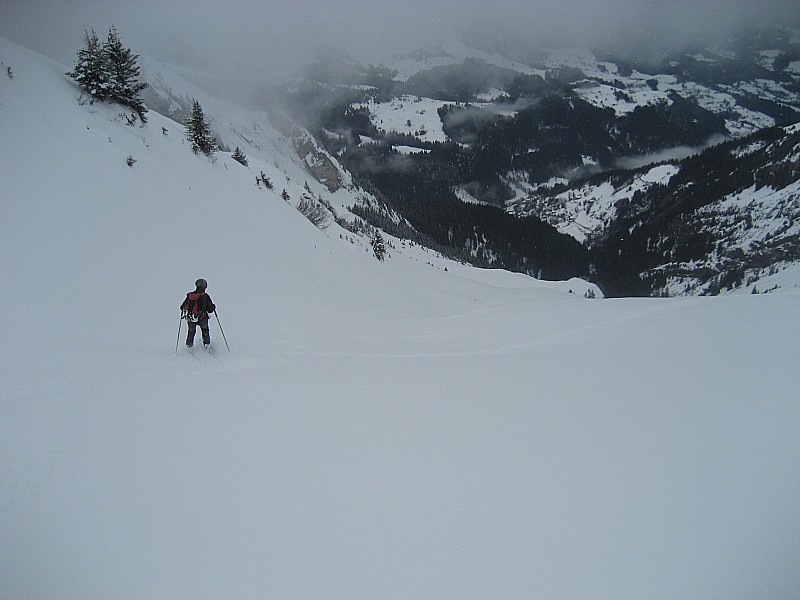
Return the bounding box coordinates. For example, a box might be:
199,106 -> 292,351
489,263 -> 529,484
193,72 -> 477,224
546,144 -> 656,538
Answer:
195,278 -> 207,290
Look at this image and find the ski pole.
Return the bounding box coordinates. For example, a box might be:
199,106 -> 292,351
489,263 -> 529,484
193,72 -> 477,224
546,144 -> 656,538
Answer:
175,314 -> 183,353
214,311 -> 230,352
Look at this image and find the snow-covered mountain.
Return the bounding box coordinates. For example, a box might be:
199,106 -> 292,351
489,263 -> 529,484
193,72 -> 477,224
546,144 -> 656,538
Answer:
515,124 -> 800,296
2,36 -> 800,600
306,31 -> 800,148
285,28 -> 800,295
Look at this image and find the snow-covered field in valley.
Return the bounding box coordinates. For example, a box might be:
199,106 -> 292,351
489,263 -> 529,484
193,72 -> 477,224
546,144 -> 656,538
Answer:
2,37 -> 799,600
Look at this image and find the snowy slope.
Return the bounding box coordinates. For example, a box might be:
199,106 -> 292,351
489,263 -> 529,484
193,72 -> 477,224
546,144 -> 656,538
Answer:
2,37 -> 800,600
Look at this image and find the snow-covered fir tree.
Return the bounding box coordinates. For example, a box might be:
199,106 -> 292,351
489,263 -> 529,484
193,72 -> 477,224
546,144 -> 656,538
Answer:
103,26 -> 148,121
371,231 -> 387,260
67,26 -> 148,122
185,99 -> 217,156
67,29 -> 109,101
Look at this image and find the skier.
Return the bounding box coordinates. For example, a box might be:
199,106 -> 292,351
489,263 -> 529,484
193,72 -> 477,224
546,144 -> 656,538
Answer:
180,278 -> 216,348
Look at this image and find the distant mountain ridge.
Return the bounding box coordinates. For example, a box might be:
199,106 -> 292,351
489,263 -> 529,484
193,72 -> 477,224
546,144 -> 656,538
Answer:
282,27 -> 800,295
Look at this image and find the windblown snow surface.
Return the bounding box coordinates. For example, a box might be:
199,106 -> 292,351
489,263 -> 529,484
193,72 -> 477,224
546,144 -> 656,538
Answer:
1,38 -> 799,600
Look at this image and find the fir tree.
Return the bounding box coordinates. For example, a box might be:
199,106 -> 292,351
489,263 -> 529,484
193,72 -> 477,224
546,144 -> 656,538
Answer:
103,26 -> 148,121
186,99 -> 217,156
371,231 -> 387,260
67,26 -> 148,121
67,28 -> 109,101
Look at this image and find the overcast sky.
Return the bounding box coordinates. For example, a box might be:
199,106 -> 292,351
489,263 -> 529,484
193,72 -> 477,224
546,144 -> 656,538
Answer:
2,0 -> 798,83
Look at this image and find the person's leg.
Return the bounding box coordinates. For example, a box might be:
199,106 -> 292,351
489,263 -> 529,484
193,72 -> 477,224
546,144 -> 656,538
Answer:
186,320 -> 197,347
200,318 -> 211,346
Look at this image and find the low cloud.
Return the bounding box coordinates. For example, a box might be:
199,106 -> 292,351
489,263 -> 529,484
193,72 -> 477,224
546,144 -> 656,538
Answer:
1,0 -> 797,106
615,134 -> 730,170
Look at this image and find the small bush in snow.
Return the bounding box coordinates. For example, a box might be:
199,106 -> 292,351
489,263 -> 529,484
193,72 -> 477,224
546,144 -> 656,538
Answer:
256,171 -> 273,189
232,147 -> 248,167
296,193 -> 330,229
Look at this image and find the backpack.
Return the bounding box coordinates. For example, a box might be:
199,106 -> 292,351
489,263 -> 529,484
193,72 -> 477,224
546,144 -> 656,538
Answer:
182,292 -> 207,322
